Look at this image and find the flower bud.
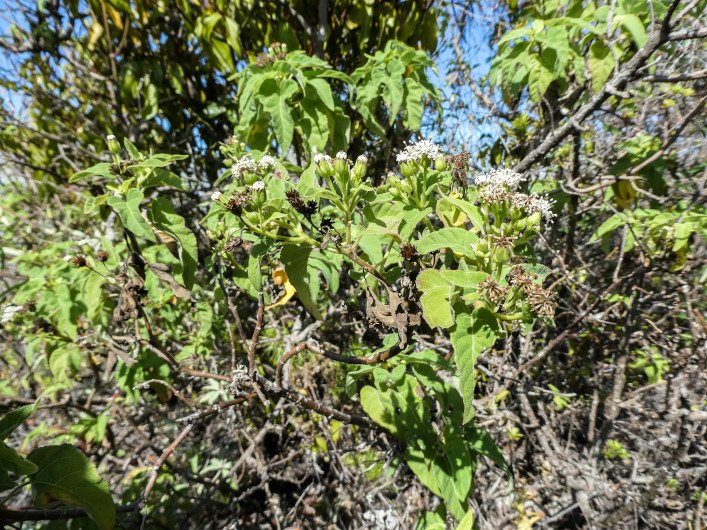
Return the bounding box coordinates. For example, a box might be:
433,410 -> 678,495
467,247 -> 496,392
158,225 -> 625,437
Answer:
434,157 -> 447,172
106,134 -> 121,155
353,155 -> 367,182
491,247 -> 510,264
400,161 -> 414,178
251,181 -> 266,207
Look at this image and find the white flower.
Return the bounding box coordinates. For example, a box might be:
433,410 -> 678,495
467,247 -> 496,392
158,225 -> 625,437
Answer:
252,180 -> 266,191
258,155 -> 276,170
474,168 -> 526,190
1,304 -> 23,324
106,134 -> 116,142
396,139 -> 442,164
210,191 -> 223,202
356,155 -> 368,165
231,155 -> 257,179
336,151 -> 347,160
529,195 -> 556,221
313,153 -> 332,164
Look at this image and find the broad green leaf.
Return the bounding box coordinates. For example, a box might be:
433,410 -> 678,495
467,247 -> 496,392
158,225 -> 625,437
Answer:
416,227 -> 478,258
107,189 -> 156,242
439,197 -> 485,229
359,385 -> 400,435
417,269 -> 453,328
141,168 -> 188,191
306,78 -> 335,111
28,444 -> 116,530
280,245 -> 322,319
261,79 -> 297,154
149,198 -> 198,289
528,50 -> 554,103
588,40 -> 614,93
615,14 -> 647,47
69,163 -> 113,183
450,305 -> 500,423
0,402 -> 37,440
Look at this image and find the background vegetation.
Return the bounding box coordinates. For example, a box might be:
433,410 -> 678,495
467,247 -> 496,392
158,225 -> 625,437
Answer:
0,0 -> 705,528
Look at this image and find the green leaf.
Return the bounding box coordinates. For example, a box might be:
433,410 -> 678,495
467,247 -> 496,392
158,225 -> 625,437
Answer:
417,269 -> 454,328
450,305 -> 500,423
261,79 -> 297,154
107,189 -> 156,242
528,50 -> 554,103
359,385 -> 400,435
439,197 -> 485,229
456,508 -> 475,530
27,444 -> 116,530
615,14 -> 647,47
0,402 -> 38,440
141,168 -> 188,191
589,40 -> 614,93
280,245 -> 322,319
404,78 -> 425,130
69,163 -> 113,183
149,198 -> 198,290
463,424 -> 513,487
123,138 -> 141,160
0,441 -> 38,491
306,78 -> 335,111
416,227 -> 478,258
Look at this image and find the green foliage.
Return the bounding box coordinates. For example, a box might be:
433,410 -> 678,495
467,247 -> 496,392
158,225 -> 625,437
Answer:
603,439 -> 631,461
351,40 -> 440,135
490,0 -> 659,102
28,445 -> 116,530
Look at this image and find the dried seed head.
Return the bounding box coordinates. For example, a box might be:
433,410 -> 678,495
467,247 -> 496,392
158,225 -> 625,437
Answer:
95,250 -> 109,262
320,217 -> 334,232
69,254 -> 88,268
478,277 -> 508,304
400,244 -> 419,261
226,191 -> 250,215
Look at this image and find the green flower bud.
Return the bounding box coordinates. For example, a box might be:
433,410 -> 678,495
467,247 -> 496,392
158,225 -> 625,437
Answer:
353,155 -> 367,182
106,135 -> 121,155
434,157 -> 447,172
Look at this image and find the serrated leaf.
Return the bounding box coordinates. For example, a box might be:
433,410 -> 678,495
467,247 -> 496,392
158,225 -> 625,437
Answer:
28,444 -> 115,530
107,189 -> 156,242
450,305 -> 500,423
149,198 -> 198,290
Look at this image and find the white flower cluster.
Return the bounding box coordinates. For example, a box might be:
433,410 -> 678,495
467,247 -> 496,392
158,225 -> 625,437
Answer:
252,180 -> 266,191
525,195 -> 556,220
210,191 -> 223,202
1,304 -> 23,324
474,168 -> 527,190
313,153 -> 332,164
336,151 -> 347,160
258,155 -> 276,170
396,139 -> 442,164
231,155 -> 257,179
356,155 -> 368,165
